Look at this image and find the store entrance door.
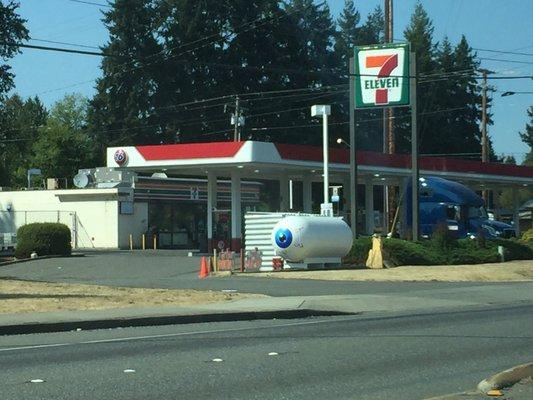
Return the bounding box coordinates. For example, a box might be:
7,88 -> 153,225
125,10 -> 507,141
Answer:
148,201 -> 206,250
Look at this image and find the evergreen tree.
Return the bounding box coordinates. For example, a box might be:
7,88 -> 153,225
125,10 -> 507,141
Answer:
335,0 -> 360,76
0,1 -> 28,99
449,35 -> 487,159
153,0 -> 229,142
358,5 -> 384,45
273,0 -> 336,145
87,0 -> 163,163
334,3 -> 384,151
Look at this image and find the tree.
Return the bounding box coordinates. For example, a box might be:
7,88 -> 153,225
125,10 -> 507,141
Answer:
419,36 -> 485,158
519,106 -> 533,150
0,95 -> 47,187
392,2 -> 438,154
358,5 -> 384,45
335,0 -> 360,75
32,94 -> 94,180
334,2 -> 384,151
88,0 -> 163,164
0,1 -> 28,99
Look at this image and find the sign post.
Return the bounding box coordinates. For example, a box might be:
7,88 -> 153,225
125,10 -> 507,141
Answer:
351,43 -> 417,240
410,52 -> 419,241
349,58 -> 357,237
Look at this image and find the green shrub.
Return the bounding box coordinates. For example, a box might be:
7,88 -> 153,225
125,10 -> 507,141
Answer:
431,222 -> 457,251
522,229 -> 533,243
383,238 -> 445,266
15,223 -> 71,259
344,235 -> 533,268
344,236 -> 444,267
489,238 -> 533,261
343,236 -> 372,266
446,240 -> 499,265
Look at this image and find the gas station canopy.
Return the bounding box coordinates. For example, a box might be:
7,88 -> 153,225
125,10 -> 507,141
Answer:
107,141 -> 533,188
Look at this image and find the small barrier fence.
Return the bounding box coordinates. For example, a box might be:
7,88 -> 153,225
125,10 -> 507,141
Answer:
212,248 -> 266,272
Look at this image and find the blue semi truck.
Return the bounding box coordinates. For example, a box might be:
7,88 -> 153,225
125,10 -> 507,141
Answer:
405,176 -> 515,239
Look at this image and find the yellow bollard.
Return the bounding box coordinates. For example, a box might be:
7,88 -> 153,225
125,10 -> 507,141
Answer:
142,234 -> 146,250
129,234 -> 133,251
153,235 -> 157,250
213,248 -> 218,272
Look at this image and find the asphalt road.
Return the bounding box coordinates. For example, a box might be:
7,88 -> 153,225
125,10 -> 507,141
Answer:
0,304 -> 532,400
0,251 -> 512,296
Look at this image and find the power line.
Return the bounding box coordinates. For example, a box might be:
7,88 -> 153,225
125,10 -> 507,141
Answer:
12,39 -> 532,82
29,38 -> 101,50
66,0 -> 112,8
250,106 -> 470,131
479,57 -> 533,65
474,47 -> 533,57
2,42 -> 112,57
15,3 -> 311,97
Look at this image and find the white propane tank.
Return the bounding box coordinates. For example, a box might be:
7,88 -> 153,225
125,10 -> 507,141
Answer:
271,216 -> 352,262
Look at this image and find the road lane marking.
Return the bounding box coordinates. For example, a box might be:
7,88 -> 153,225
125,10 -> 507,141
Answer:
0,316 -> 360,353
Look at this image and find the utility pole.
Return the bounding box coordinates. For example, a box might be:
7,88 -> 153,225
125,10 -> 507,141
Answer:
234,95 -> 241,142
481,70 -> 488,163
480,69 -> 490,203
410,52 -> 419,241
227,95 -> 245,142
349,58 -> 358,237
383,0 -> 395,234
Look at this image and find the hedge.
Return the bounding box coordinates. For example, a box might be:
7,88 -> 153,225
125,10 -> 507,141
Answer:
15,223 -> 71,259
522,229 -> 533,243
343,235 -> 532,267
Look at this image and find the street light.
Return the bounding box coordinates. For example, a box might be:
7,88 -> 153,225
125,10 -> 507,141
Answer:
501,91 -> 533,97
311,104 -> 332,216
336,138 -> 350,148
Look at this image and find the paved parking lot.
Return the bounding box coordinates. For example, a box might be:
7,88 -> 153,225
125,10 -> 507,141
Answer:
0,250 -> 517,297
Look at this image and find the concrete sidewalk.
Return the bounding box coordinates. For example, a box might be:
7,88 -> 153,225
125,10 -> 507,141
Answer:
2,285 -> 533,335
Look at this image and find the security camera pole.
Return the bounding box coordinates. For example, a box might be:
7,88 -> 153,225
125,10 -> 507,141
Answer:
311,105 -> 333,217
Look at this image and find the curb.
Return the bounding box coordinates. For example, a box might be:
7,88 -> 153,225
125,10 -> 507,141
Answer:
0,309 -> 355,336
477,362 -> 533,393
0,253 -> 85,267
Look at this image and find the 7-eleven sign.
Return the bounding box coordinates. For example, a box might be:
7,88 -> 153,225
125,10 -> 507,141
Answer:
354,43 -> 410,109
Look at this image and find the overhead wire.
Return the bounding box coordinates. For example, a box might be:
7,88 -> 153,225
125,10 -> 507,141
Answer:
66,0 -> 112,8
29,38 -> 101,50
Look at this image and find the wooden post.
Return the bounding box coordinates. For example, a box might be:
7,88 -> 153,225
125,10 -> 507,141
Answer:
240,248 -> 245,272
153,235 -> 157,250
142,234 -> 146,250
213,248 -> 218,272
129,234 -> 133,251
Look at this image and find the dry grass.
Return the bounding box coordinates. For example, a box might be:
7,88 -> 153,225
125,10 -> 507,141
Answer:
248,260 -> 533,282
0,279 -> 263,314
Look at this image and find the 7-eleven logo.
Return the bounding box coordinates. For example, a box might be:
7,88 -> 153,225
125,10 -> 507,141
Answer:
355,44 -> 408,108
365,54 -> 398,104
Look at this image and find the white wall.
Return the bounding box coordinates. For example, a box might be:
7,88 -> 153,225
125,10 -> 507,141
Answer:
118,202 -> 148,249
0,189 -> 121,248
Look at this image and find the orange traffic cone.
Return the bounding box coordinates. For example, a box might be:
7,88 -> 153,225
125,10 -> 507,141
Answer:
198,256 -> 209,279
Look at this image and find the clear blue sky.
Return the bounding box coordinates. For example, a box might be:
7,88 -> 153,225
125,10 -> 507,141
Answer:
9,0 -> 533,162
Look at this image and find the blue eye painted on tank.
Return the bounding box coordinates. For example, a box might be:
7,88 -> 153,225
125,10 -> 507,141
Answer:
274,228 -> 292,249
